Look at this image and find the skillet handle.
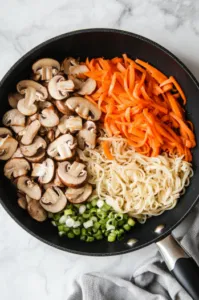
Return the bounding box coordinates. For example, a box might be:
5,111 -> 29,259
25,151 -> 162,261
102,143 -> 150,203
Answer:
156,234 -> 199,300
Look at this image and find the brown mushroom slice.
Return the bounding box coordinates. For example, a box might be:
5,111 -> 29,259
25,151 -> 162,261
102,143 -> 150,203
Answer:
68,75 -> 84,90
38,101 -> 52,110
47,134 -> 76,161
31,158 -> 55,184
17,176 -> 42,200
20,136 -> 47,157
3,109 -> 26,127
65,184 -> 92,204
8,92 -> 23,108
58,115 -> 82,134
54,100 -> 72,115
77,121 -> 97,149
18,196 -> 27,210
66,97 -> 101,121
4,158 -> 30,179
69,64 -> 89,76
48,75 -> 75,100
54,170 -> 65,187
12,147 -> 23,158
25,149 -> 46,163
61,57 -> 79,75
27,199 -> 47,222
11,126 -> 25,134
27,113 -> 39,125
0,136 -> 18,160
40,187 -> 67,213
17,80 -> 48,116
57,161 -> 87,187
78,78 -> 97,95
20,120 -> 41,145
47,129 -> 55,142
32,58 -> 60,81
0,127 -> 13,138
39,106 -> 59,127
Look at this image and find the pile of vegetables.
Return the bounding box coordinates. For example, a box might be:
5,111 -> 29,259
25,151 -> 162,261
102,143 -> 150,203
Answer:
49,197 -> 136,242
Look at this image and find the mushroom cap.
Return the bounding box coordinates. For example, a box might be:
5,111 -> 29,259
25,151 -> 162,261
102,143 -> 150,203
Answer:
17,176 -> 42,200
8,92 -> 22,108
39,106 -> 59,127
3,109 -> 25,127
17,196 -> 27,210
17,80 -> 48,100
65,183 -> 92,204
77,121 -> 97,150
66,97 -> 101,121
20,120 -> 41,145
0,136 -> 18,160
69,64 -> 89,76
57,161 -> 87,187
40,187 -> 67,213
27,199 -> 47,222
48,75 -> 74,100
54,100 -> 72,115
32,58 -> 60,81
47,134 -> 76,161
61,57 -> 78,75
31,158 -> 55,184
58,115 -> 82,134
78,78 -> 96,95
20,136 -> 47,157
0,127 -> 13,138
25,149 -> 46,163
4,158 -> 30,179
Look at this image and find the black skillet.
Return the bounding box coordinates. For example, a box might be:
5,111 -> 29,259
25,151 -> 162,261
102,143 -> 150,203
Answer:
0,29 -> 199,299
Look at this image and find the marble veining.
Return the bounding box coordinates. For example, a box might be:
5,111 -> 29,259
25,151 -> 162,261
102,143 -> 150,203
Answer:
0,0 -> 199,299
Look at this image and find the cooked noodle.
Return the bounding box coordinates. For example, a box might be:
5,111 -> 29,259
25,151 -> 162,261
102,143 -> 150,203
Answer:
78,138 -> 193,223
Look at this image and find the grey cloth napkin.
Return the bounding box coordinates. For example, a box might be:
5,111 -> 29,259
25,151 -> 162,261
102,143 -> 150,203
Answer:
68,204 -> 199,300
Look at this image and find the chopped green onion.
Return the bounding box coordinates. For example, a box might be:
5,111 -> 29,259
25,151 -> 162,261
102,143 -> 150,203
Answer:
108,233 -> 116,242
128,218 -> 135,227
79,205 -> 86,214
97,200 -> 104,208
51,220 -> 57,226
86,236 -> 94,242
73,228 -> 81,235
65,218 -> 75,227
83,220 -> 93,229
59,231 -> 65,237
91,198 -> 98,206
67,232 -> 75,238
123,224 -> 131,231
64,209 -> 74,216
59,215 -> 67,224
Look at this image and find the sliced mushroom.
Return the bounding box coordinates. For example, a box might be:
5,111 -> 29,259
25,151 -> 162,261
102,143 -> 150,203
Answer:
3,109 -> 25,127
65,184 -> 92,203
40,187 -> 67,213
25,149 -> 46,163
69,64 -> 89,76
58,115 -> 82,134
77,121 -> 97,149
17,80 -> 48,116
18,196 -> 27,210
4,158 -> 30,179
32,58 -> 60,81
78,78 -> 96,95
48,75 -> 75,100
20,120 -> 41,145
54,100 -> 72,115
20,136 -> 46,157
57,161 -> 87,187
47,134 -> 76,161
68,75 -> 84,90
27,199 -> 47,222
0,136 -> 18,160
0,127 -> 13,138
11,126 -> 25,134
27,113 -> 39,125
54,170 -> 64,187
38,101 -> 52,110
39,106 -> 59,127
12,147 -> 23,158
8,93 -> 22,108
17,176 -> 42,200
47,129 -> 55,142
31,158 -> 55,184
66,97 -> 101,121
61,57 -> 78,75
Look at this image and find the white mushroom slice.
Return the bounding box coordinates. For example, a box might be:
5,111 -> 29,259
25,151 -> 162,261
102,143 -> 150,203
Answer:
57,161 -> 87,187
31,158 -> 55,184
25,149 -> 46,163
58,116 -> 82,134
8,93 -> 22,108
3,109 -> 25,127
11,126 -> 25,134
38,101 -> 53,110
39,106 -> 59,127
47,129 -> 55,142
54,171 -> 64,187
68,75 -> 84,90
27,113 -> 39,125
48,75 -> 75,100
20,136 -> 46,157
78,78 -> 97,95
20,120 -> 41,145
4,158 -> 30,179
47,134 -> 76,161
0,136 -> 18,160
27,199 -> 47,222
40,187 -> 67,213
17,176 -> 42,200
18,196 -> 27,210
17,80 -> 48,116
61,57 -> 79,75
0,127 -> 13,138
66,97 -> 101,121
77,121 -> 97,149
12,147 -> 23,158
32,58 -> 60,81
65,184 -> 92,204
54,100 -> 72,115
69,65 -> 89,76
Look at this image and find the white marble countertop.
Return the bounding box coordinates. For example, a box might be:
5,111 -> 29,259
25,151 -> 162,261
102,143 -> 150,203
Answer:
1,0 -> 199,299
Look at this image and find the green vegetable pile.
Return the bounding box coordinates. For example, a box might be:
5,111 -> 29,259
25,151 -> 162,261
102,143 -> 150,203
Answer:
49,197 -> 136,242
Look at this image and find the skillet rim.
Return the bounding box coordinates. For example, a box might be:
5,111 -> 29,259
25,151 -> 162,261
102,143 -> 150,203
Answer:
0,28 -> 199,256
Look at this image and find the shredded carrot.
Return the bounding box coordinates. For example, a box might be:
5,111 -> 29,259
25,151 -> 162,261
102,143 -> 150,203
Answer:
83,55 -> 195,161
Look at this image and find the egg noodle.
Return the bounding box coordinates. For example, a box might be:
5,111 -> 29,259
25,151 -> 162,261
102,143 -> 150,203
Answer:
78,137 -> 193,223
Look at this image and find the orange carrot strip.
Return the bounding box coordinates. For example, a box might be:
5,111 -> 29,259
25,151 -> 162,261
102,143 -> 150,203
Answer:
101,141 -> 114,160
